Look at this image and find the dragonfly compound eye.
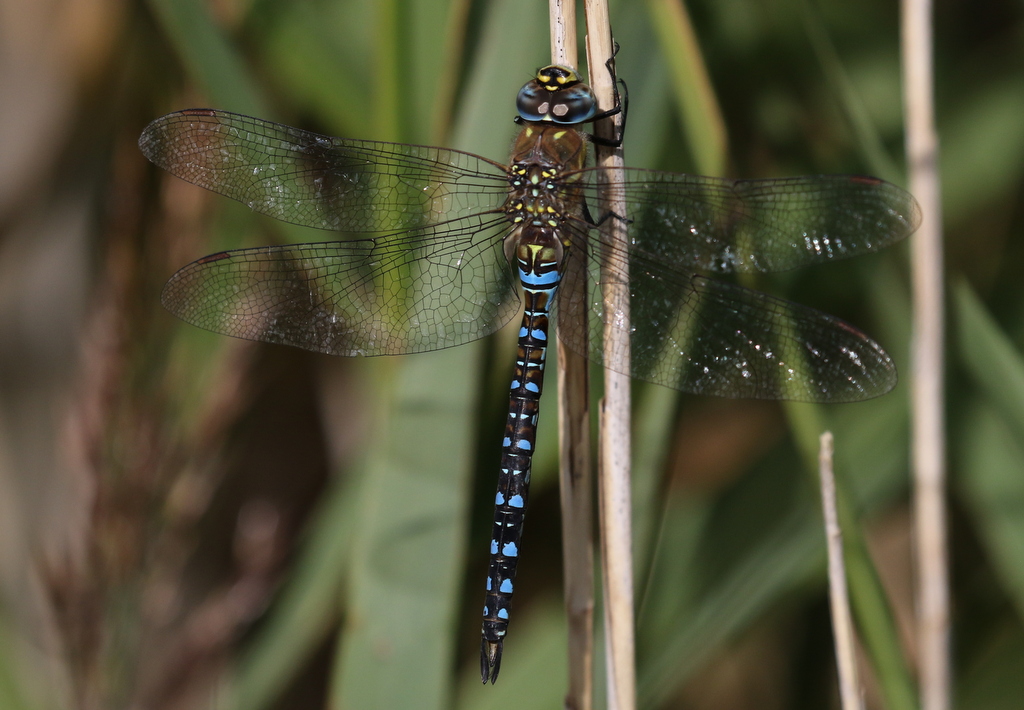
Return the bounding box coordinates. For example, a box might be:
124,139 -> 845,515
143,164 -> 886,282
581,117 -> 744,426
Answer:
516,65 -> 598,125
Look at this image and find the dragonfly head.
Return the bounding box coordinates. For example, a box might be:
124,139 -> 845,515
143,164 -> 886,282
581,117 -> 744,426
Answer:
516,65 -> 598,125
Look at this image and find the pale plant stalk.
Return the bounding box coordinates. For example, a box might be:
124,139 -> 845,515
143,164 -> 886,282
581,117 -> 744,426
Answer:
584,2 -> 635,709
901,1 -> 950,708
819,432 -> 865,710
550,3 -> 596,708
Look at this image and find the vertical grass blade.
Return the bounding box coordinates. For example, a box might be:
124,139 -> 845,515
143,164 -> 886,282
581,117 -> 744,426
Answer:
331,355 -> 479,709
146,0 -> 266,115
643,0 -> 727,176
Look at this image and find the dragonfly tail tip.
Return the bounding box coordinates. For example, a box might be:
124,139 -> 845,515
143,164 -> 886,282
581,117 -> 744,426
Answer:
480,639 -> 503,684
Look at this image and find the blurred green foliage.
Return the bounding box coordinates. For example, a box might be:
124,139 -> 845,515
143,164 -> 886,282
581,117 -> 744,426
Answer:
1,0 -> 1024,708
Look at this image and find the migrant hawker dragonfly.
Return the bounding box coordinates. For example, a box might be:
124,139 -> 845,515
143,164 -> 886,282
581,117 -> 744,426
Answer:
139,64 -> 919,684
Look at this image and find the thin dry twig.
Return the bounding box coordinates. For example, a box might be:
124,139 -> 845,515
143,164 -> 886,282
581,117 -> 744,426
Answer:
901,1 -> 949,708
584,2 -> 636,709
818,432 -> 865,710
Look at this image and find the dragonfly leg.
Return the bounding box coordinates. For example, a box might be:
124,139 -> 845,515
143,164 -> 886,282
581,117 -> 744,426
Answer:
588,48 -> 629,147
592,208 -> 631,227
576,204 -> 632,233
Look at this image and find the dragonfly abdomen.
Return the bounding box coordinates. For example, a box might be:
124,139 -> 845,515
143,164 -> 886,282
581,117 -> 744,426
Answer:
481,226 -> 564,683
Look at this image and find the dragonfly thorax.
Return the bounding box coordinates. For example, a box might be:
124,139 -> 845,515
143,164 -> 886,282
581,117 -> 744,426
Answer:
504,164 -> 568,226
509,123 -> 587,169
503,124 -> 589,229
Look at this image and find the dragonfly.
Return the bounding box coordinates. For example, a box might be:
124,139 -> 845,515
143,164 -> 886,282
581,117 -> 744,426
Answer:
139,64 -> 920,685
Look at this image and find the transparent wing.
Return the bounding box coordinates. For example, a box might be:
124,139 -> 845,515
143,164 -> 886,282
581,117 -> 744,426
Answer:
578,169 -> 920,273
161,215 -> 520,356
557,223 -> 897,403
144,110 -> 909,398
140,110 -> 509,233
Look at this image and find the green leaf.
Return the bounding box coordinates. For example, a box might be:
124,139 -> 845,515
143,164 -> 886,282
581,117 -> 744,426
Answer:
954,279 -> 1024,441
146,0 -> 267,114
955,279 -> 1024,617
644,0 -> 728,175
331,354 -> 480,710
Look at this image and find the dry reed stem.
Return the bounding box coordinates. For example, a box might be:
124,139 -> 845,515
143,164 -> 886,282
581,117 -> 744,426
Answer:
901,0 -> 950,708
819,432 -> 865,710
584,2 -> 636,709
550,3 -> 596,708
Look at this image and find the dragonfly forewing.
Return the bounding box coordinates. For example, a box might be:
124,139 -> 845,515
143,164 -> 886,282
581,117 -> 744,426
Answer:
580,169 -> 921,273
139,110 -> 510,234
